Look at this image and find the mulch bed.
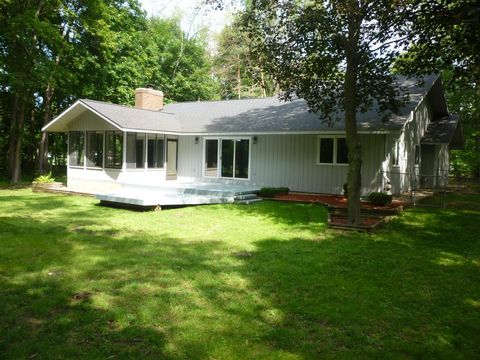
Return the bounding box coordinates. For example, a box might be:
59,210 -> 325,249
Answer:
271,193 -> 406,211
268,193 -> 405,232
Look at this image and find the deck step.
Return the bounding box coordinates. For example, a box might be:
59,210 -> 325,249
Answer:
234,193 -> 258,201
235,198 -> 262,205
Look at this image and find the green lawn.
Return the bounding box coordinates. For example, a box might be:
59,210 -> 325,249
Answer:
1,189 -> 479,359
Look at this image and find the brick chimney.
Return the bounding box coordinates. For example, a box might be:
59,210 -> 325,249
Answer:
134,88 -> 164,111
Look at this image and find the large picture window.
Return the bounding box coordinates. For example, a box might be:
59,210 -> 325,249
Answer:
69,131 -> 84,167
318,136 -> 348,165
147,134 -> 165,168
105,131 -> 123,169
86,131 -> 103,168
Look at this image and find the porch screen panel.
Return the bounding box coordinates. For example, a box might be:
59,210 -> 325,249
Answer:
147,134 -> 164,168
105,131 -> 123,169
135,133 -> 145,168
126,133 -> 136,169
68,131 -> 84,167
221,139 -> 234,178
235,139 -> 249,178
205,139 -> 218,177
155,136 -> 164,168
86,131 -> 103,167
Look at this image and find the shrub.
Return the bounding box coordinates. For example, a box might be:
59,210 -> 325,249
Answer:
33,173 -> 55,184
368,192 -> 393,206
343,183 -> 348,196
259,187 -> 289,197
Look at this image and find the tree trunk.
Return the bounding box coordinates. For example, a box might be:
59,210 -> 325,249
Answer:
8,94 -> 20,177
9,97 -> 26,183
260,70 -> 267,98
344,13 -> 362,225
475,134 -> 480,181
36,84 -> 54,174
237,55 -> 242,99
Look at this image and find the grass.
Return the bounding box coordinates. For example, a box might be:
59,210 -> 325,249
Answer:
0,189 -> 479,359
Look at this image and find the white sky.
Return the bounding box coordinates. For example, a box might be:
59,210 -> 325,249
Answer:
139,0 -> 241,52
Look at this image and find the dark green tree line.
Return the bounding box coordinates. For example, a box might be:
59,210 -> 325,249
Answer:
0,0 -> 220,183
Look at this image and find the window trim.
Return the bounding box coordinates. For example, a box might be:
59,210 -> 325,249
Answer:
316,135 -> 349,166
202,136 -> 252,181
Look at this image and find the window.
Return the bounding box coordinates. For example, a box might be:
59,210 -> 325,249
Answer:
86,131 -> 103,167
393,140 -> 400,166
205,139 -> 218,177
336,138 -> 348,164
319,138 -> 334,163
105,131 -> 123,169
318,137 -> 348,165
68,131 -> 84,167
414,145 -> 420,165
147,134 -> 164,168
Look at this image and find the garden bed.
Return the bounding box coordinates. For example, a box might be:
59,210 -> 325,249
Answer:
269,193 -> 404,231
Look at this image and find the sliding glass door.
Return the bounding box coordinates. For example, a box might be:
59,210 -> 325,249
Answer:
234,139 -> 249,179
205,138 -> 250,179
204,139 -> 219,177
221,139 -> 234,178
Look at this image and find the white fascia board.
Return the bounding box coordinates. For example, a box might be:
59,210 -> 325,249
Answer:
177,130 -> 393,136
121,128 -> 182,135
42,100 -> 123,132
42,100 -> 83,132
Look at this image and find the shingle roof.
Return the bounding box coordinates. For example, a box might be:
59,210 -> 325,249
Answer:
421,114 -> 463,148
80,99 -> 180,132
46,74 -> 442,134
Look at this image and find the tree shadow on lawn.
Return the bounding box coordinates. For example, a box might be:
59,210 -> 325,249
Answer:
230,203 -> 480,358
234,200 -> 329,228
0,210 -> 235,359
1,192 -> 479,358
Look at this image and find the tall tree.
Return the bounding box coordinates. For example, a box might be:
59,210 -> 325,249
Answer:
214,17 -> 275,99
240,1 -> 410,224
396,0 -> 480,180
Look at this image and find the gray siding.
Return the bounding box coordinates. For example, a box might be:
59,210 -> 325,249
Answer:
387,95 -> 435,194
178,134 -> 385,195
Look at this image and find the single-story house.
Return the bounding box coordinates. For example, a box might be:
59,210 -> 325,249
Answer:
42,74 -> 463,196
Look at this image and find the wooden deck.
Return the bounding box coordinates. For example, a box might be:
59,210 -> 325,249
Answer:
95,183 -> 262,208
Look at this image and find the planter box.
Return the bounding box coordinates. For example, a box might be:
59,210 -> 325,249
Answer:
32,182 -> 64,192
